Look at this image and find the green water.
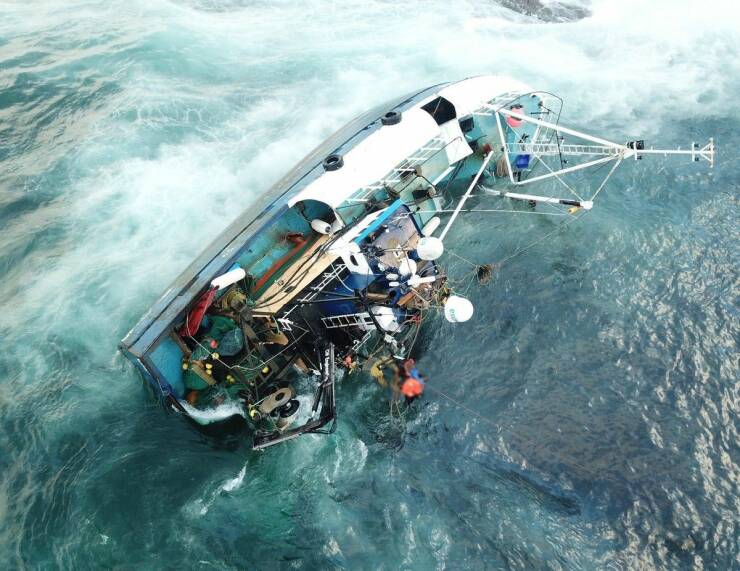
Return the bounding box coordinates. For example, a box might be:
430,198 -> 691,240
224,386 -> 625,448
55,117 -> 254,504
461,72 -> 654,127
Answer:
0,1 -> 738,569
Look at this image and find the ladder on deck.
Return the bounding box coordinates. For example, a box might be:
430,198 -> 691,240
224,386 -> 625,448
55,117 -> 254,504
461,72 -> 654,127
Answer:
296,262 -> 346,303
506,142 -> 623,156
279,262 -> 348,322
321,312 -> 375,330
352,135 -> 450,201
470,91 -> 526,117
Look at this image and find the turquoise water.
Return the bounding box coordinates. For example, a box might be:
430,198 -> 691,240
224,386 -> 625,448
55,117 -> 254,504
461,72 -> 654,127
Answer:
1,1 -> 738,568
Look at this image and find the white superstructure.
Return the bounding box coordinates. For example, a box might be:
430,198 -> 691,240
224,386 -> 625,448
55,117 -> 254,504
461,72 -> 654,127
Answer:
288,76 -> 531,213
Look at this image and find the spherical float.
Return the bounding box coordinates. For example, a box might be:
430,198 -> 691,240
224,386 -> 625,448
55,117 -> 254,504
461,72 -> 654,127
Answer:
416,236 -> 444,260
443,295 -> 474,323
311,219 -> 332,235
505,105 -> 525,128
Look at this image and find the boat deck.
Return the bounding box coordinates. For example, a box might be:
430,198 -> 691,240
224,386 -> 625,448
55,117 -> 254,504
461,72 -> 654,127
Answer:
252,234 -> 337,316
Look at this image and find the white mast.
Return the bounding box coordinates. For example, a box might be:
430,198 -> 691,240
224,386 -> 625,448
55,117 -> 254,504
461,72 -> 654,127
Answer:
438,101 -> 715,240
439,151 -> 494,241
493,106 -> 715,188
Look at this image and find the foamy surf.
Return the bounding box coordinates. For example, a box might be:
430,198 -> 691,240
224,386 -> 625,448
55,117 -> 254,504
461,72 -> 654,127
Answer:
179,401 -> 246,425
187,463 -> 248,517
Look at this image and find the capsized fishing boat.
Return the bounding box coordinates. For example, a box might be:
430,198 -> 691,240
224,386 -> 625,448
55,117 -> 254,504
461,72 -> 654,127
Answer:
120,75 -> 714,449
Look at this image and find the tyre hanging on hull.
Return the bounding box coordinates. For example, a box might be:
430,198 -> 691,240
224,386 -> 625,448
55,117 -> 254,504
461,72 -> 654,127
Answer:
381,110 -> 402,125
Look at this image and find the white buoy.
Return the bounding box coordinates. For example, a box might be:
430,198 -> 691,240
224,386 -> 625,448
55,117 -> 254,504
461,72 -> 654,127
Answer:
211,267 -> 246,290
416,236 -> 444,261
444,295 -> 474,323
407,275 -> 437,287
330,217 -> 344,233
397,258 -> 417,277
311,219 -> 332,235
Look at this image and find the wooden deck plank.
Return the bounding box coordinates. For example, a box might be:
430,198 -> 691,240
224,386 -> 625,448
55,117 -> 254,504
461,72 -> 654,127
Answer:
252,234 -> 338,316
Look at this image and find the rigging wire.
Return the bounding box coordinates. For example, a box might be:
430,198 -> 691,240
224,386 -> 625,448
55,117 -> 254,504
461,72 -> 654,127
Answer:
590,157 -> 623,202
530,153 -> 585,202
424,384 -> 500,429
248,226 -> 349,310
412,208 -> 567,217
497,209 -> 588,268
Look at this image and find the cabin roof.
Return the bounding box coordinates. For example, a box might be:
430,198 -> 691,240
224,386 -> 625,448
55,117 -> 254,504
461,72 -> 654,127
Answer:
287,106 -> 440,210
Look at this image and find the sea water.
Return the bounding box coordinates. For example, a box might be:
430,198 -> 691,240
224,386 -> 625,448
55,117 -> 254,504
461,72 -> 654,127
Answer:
0,1 -> 738,568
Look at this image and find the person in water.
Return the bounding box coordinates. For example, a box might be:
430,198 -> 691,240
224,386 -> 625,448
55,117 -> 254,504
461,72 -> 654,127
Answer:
400,359 -> 425,404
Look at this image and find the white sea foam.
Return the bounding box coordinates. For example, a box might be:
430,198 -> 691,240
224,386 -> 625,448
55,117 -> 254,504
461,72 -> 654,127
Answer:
186,462 -> 248,517
179,400 -> 245,425
2,0 -> 736,360
0,0 -> 732,459
220,464 -> 247,493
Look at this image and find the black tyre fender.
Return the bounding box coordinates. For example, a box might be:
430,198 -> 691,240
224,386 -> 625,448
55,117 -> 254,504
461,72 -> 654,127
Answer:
322,154 -> 344,171
381,110 -> 402,126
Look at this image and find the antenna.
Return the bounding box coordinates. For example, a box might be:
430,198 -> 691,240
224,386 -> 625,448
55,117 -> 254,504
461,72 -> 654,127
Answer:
494,105 -> 714,174
636,138 -> 715,166
461,102 -> 716,213
493,107 -> 716,183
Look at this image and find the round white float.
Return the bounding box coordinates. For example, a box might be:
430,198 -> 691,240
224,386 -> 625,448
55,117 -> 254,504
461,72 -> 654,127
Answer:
416,236 -> 444,260
211,267 -> 246,290
443,295 -> 474,323
311,219 -> 332,235
407,275 -> 436,287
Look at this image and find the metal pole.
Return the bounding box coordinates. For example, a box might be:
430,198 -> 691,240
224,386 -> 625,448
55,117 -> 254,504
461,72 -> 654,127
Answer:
482,188 -> 593,209
511,155 -> 617,186
495,107 -> 627,150
439,152 -> 494,241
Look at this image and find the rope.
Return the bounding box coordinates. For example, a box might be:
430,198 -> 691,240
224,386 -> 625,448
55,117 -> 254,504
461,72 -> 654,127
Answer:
590,157 -> 622,202
427,208 -> 587,292
439,152 -> 495,241
447,249 -> 479,268
249,219 -> 358,311
497,209 -> 587,268
530,153 -> 585,202
424,385 -> 500,429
